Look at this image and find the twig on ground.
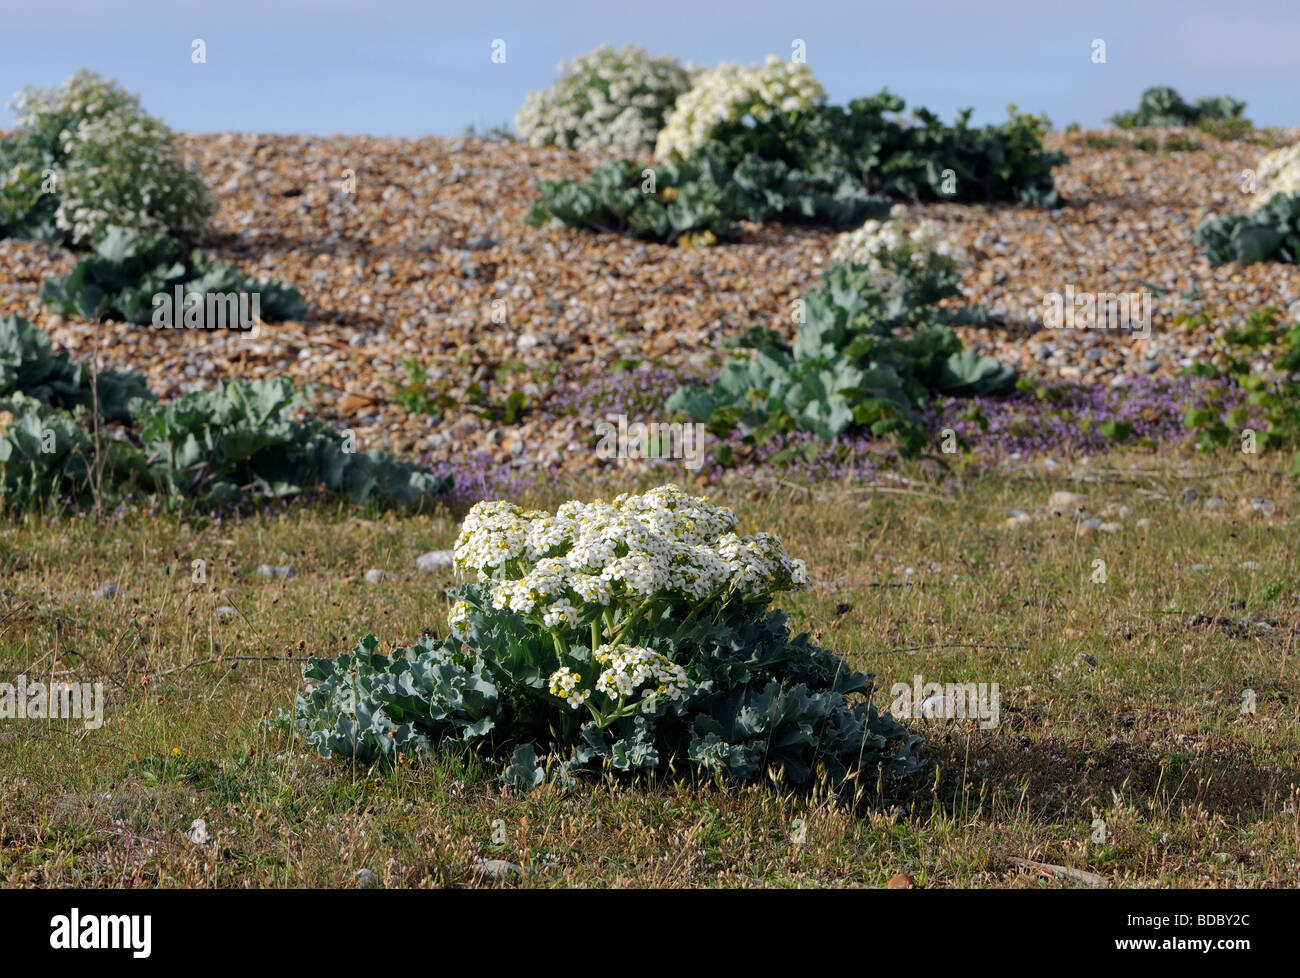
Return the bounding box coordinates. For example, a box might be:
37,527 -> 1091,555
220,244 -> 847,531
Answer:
1007,856 -> 1109,888
880,642 -> 1027,654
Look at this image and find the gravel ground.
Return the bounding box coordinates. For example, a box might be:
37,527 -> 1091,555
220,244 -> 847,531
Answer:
3,127 -> 1299,478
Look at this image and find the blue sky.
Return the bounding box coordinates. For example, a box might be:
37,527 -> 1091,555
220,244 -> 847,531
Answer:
0,0 -> 1295,136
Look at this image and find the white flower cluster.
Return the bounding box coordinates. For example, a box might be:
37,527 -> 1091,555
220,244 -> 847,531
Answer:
830,205 -> 969,300
9,68 -> 142,137
514,43 -> 690,156
654,55 -> 825,161
1253,142 -> 1300,210
547,666 -> 591,709
592,644 -> 688,701
55,112 -> 213,246
9,70 -> 213,246
453,484 -> 808,629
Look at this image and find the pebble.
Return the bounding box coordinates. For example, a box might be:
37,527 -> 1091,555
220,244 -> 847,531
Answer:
364,568 -> 391,584
257,564 -> 296,579
1048,491 -> 1088,514
1240,497 -> 1277,518
416,550 -> 455,572
355,868 -> 380,888
213,606 -> 237,620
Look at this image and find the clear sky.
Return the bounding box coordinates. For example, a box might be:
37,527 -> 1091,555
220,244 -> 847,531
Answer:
1,0 -> 1295,137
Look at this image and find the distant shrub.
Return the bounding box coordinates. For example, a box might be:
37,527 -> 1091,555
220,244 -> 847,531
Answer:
1109,86 -> 1248,130
655,55 -> 826,161
529,78 -> 1067,244
515,43 -> 690,156
1,69 -> 213,246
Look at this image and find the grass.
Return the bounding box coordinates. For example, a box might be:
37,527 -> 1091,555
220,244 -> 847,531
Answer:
1,451 -> 1297,887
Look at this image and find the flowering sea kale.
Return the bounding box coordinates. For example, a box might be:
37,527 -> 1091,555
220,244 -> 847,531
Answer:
286,484 -> 922,787
830,205 -> 969,309
514,43 -> 690,156
3,69 -> 213,246
1253,142 -> 1300,210
54,112 -> 213,246
655,55 -> 826,161
1196,145 -> 1300,265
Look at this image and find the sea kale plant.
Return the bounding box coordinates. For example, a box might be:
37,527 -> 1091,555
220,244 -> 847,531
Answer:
284,484 -> 922,787
1195,193 -> 1300,266
0,318 -> 451,512
514,43 -> 691,156
1194,142 -> 1300,266
528,151 -> 893,244
527,158 -> 737,245
528,58 -> 1066,244
40,228 -> 308,325
131,378 -> 451,508
696,90 -> 1067,208
1254,142 -> 1300,207
0,392 -> 150,511
1109,86 -> 1248,130
654,55 -> 827,161
1,313 -> 152,422
1,69 -> 213,246
668,207 -> 1014,451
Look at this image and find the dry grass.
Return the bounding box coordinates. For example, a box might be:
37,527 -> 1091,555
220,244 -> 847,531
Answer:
1,452 -> 1297,887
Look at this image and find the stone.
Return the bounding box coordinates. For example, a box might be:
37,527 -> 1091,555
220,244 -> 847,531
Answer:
474,858 -> 523,881
1049,491 -> 1088,514
416,550 -> 455,572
